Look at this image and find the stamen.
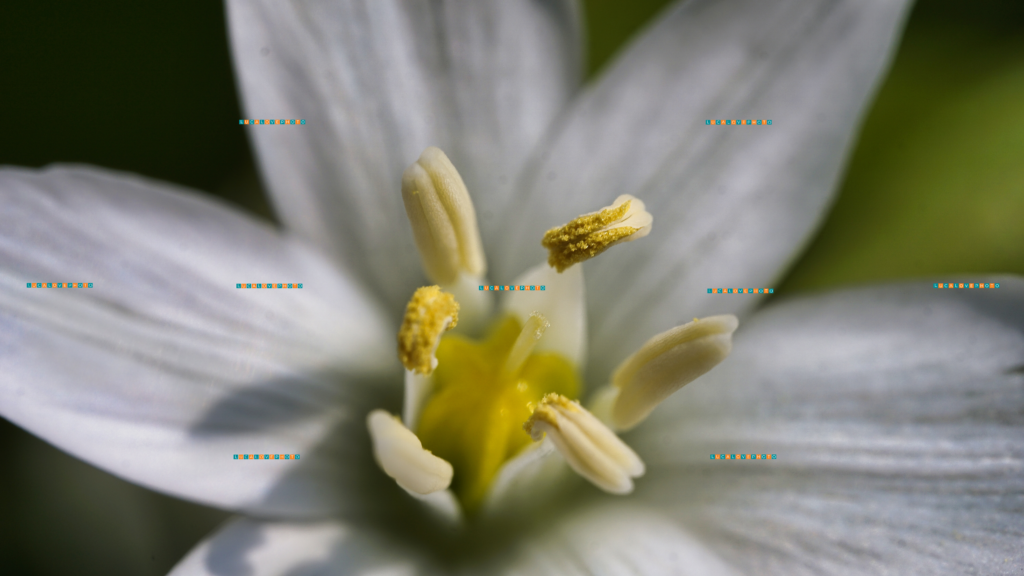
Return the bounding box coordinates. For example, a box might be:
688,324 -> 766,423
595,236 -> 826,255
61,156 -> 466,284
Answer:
541,194 -> 652,272
502,312 -> 549,377
524,393 -> 644,494
398,286 -> 459,375
611,315 -> 738,430
402,147 -> 486,285
367,410 -> 454,495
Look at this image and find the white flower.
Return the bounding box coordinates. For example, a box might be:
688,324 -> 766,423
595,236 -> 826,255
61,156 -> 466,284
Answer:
2,0 -> 1022,574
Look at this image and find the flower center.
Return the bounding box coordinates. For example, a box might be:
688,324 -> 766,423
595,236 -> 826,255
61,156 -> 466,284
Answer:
415,314 -> 579,512
370,147 -> 720,516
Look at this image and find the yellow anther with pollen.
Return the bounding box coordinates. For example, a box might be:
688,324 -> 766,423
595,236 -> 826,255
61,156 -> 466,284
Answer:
522,392 -> 576,434
398,286 -> 459,375
541,194 -> 652,272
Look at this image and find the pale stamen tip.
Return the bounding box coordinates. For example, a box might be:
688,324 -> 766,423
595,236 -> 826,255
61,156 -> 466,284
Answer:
398,286 -> 459,375
541,194 -> 653,272
612,314 -> 739,430
367,409 -> 454,495
401,147 -> 486,285
527,312 -> 550,339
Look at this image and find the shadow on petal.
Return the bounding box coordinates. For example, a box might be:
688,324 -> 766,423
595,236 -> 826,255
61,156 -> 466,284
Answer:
185,369 -> 405,520
188,371 -> 366,436
172,516 -> 437,576
205,522 -> 263,576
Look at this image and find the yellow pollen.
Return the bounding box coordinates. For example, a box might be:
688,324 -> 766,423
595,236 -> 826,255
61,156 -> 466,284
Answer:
523,393 -> 578,436
416,316 -> 578,512
541,195 -> 652,272
397,286 -> 459,375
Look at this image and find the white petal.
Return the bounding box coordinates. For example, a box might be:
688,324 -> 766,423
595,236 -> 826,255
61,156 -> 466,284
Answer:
494,0 -> 913,381
503,263 -> 586,366
479,503 -> 737,576
630,278 -> 1024,574
226,0 -> 583,313
585,383 -> 620,425
405,488 -> 463,529
0,166 -> 394,517
444,270 -> 493,337
169,517 -> 437,576
481,438 -> 571,520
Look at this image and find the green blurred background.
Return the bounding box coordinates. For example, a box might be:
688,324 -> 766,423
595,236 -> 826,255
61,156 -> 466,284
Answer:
1,0 -> 1022,573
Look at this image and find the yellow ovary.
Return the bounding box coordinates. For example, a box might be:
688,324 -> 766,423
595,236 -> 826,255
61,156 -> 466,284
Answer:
416,316 -> 578,511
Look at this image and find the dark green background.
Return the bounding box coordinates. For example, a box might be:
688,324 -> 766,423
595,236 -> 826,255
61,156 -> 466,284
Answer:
2,1 -> 1022,574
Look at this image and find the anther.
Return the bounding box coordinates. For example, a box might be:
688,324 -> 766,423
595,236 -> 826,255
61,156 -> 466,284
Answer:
397,286 -> 459,375
541,195 -> 652,272
367,410 -> 454,495
611,315 -> 738,430
402,147 -> 486,285
524,393 -> 644,494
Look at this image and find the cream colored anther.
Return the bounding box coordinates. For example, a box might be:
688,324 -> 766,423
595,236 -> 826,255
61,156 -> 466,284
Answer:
612,314 -> 738,430
402,147 -> 486,285
367,410 -> 453,495
524,394 -> 644,494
